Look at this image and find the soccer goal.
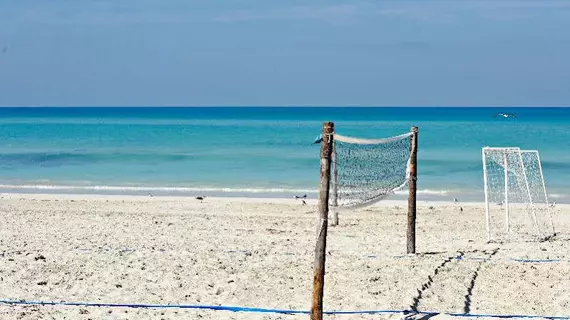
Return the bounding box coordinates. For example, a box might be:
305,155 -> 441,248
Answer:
482,147 -> 555,242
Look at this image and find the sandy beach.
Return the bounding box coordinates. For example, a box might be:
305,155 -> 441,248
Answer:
0,193 -> 568,319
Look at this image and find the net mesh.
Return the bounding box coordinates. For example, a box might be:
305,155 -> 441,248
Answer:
520,150 -> 556,237
483,147 -> 555,241
331,132 -> 412,210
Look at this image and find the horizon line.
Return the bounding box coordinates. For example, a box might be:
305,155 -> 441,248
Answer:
1,105 -> 569,108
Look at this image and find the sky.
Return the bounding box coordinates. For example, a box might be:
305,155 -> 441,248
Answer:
0,0 -> 569,107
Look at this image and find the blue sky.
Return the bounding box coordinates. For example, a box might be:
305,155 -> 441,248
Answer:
0,0 -> 569,106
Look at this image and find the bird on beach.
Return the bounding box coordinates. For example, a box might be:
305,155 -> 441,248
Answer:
460,207 -> 463,213
196,196 -> 206,203
302,200 -> 307,205
148,193 -> 153,197
453,198 -> 459,204
550,202 -> 556,208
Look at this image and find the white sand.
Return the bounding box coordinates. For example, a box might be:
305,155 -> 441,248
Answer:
0,193 -> 569,320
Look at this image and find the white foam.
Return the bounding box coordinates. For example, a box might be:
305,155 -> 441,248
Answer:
548,194 -> 565,199
0,184 -> 316,194
394,189 -> 451,196
0,184 -> 459,197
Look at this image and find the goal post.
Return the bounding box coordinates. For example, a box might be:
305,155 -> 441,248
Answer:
482,147 -> 555,242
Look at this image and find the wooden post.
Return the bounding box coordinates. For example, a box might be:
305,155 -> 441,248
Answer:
311,121 -> 334,320
407,126 -> 418,255
331,141 -> 339,226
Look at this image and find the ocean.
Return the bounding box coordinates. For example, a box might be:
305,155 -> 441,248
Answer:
0,107 -> 568,202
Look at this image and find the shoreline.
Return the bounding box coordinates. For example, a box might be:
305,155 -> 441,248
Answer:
1,192 -> 569,208
0,181 -> 567,201
1,183 -> 568,204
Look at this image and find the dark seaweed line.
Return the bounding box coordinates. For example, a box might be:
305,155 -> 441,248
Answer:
409,251 -> 465,312
463,248 -> 500,314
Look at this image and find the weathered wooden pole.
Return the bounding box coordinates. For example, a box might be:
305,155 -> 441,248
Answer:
311,121 -> 334,320
331,141 -> 339,226
407,126 -> 418,254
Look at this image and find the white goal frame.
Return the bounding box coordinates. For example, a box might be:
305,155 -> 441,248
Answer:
482,147 -> 555,241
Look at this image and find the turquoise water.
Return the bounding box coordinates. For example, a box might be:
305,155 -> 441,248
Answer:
0,107 -> 568,202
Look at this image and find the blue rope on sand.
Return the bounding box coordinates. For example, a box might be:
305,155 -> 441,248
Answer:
228,250 -> 569,264
512,258 -> 562,263
0,299 -> 568,319
81,249 -> 567,265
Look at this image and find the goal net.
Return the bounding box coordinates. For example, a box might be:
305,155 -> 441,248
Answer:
482,147 -> 555,242
330,131 -> 413,210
